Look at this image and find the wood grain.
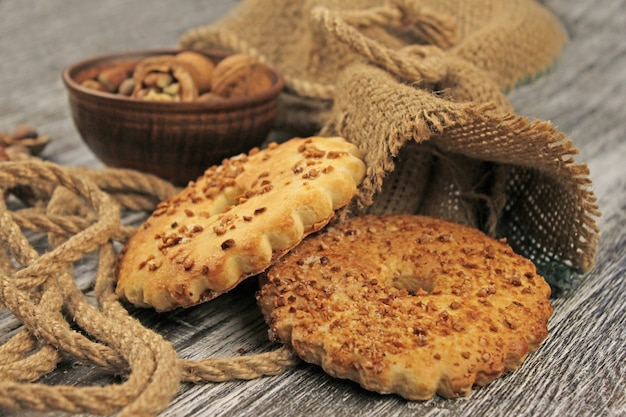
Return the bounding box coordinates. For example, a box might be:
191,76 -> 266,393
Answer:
1,0 -> 624,416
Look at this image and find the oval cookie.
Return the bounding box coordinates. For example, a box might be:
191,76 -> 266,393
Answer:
116,136 -> 366,311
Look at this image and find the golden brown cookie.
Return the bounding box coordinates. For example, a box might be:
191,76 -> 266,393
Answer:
116,136 -> 366,311
258,214 -> 553,400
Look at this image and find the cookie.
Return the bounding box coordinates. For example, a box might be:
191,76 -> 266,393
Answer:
258,214 -> 553,400
115,136 -> 366,311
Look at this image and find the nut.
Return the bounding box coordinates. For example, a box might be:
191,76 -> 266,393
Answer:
1,124 -> 49,156
175,51 -> 215,94
117,78 -> 136,96
143,89 -> 177,102
97,66 -> 129,93
142,72 -> 173,89
211,54 -> 274,98
11,124 -> 38,140
162,83 -> 181,96
132,56 -> 198,101
81,52 -> 275,102
4,144 -> 31,160
81,79 -> 107,92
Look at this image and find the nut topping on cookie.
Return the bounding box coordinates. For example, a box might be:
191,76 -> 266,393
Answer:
258,214 -> 553,400
116,136 -> 365,311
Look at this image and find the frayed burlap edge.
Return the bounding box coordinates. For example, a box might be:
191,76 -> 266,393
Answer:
322,61 -> 599,285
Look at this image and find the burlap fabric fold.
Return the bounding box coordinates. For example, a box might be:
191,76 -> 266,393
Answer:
180,0 -> 599,287
321,59 -> 599,288
179,0 -> 568,133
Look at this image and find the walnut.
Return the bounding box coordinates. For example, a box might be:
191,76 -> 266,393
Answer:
131,55 -> 199,102
81,52 -> 274,102
211,54 -> 273,98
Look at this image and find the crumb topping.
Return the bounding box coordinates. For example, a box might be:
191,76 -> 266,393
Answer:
117,136 -> 366,312
259,214 -> 553,400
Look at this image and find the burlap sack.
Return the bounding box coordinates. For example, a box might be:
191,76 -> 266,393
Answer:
179,0 -> 568,133
180,0 -> 599,289
321,59 -> 599,289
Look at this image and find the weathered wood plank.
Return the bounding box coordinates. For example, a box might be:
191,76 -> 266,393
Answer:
1,0 -> 624,416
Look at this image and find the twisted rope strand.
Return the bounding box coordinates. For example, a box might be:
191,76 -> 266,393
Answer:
0,381 -> 138,414
12,211 -> 136,242
71,166 -> 179,208
311,7 -> 447,84
0,158 -> 298,416
338,5 -> 400,27
180,346 -> 299,383
98,266 -> 182,417
336,1 -> 458,48
0,344 -> 60,382
0,196 -> 42,270
1,257 -> 129,372
0,330 -> 38,364
390,0 -> 459,48
0,327 -> 58,383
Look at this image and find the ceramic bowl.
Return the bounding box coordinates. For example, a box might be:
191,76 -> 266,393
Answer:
63,49 -> 284,185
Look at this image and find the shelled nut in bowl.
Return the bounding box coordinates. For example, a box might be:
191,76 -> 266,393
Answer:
62,49 -> 284,185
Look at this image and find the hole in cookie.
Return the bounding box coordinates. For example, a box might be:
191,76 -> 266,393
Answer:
389,275 -> 436,295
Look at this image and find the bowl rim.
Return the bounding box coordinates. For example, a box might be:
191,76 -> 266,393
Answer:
62,48 -> 285,111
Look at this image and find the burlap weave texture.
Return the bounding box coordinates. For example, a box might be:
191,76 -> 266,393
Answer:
180,0 -> 599,288
180,0 -> 568,131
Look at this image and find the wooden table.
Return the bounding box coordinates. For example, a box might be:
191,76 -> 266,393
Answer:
1,0 -> 624,416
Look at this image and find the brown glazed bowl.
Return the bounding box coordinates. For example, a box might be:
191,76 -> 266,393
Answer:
63,49 -> 284,185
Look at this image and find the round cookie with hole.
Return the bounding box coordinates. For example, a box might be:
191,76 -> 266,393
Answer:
257,214 -> 553,400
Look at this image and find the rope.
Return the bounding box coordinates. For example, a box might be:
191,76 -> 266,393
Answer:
337,1 -> 458,49
311,6 -> 448,85
0,158 -> 298,416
